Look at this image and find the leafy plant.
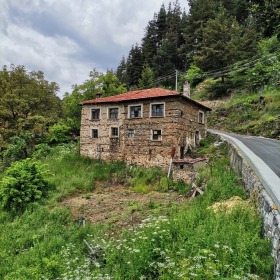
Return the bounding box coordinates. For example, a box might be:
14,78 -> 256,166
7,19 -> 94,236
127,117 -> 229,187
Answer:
185,65 -> 204,87
172,179 -> 192,195
2,135 -> 30,166
32,143 -> 51,159
0,158 -> 53,213
47,123 -> 72,144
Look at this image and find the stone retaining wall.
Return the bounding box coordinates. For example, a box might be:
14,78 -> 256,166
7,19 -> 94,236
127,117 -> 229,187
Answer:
211,133 -> 280,279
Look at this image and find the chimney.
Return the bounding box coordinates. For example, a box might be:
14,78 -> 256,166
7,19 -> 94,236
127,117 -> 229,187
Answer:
96,92 -> 102,99
183,81 -> 190,98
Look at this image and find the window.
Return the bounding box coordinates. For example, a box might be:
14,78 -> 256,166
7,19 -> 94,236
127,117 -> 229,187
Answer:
151,129 -> 162,141
128,129 -> 135,138
198,111 -> 205,124
91,108 -> 100,120
109,107 -> 119,120
111,127 -> 119,137
150,103 -> 165,117
92,129 -> 98,138
128,104 -> 142,118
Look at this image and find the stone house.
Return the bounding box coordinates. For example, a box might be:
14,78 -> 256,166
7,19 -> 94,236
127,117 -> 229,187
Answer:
80,88 -> 211,168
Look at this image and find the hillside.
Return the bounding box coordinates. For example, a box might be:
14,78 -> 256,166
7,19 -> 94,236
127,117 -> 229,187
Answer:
208,89 -> 280,139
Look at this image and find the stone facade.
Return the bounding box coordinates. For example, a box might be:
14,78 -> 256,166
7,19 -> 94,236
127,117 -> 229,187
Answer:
80,89 -> 211,168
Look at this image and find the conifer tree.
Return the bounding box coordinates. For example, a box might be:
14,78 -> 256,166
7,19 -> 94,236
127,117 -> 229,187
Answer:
126,44 -> 144,89
115,56 -> 128,85
193,8 -> 257,80
139,64 -> 154,89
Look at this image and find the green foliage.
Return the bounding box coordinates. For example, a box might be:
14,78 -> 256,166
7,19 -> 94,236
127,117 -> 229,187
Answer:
0,159 -> 52,213
139,64 -> 155,89
184,65 -> 204,87
0,65 -> 61,148
47,123 -> 72,144
62,69 -> 126,133
31,143 -> 51,159
0,142 -> 274,279
56,153 -> 273,279
128,166 -> 166,193
172,179 -> 192,195
193,7 -> 257,78
2,136 -> 29,165
208,87 -> 280,139
245,36 -> 280,91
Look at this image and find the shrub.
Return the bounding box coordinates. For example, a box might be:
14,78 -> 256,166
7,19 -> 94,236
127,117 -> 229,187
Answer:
2,136 -> 29,166
185,65 -> 204,87
47,123 -> 72,144
0,158 -> 53,213
32,143 -> 51,159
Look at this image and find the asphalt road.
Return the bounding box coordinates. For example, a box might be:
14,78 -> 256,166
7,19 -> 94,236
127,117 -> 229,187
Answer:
211,130 -> 280,178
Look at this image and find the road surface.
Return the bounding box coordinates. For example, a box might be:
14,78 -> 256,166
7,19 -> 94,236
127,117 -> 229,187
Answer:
209,130 -> 280,178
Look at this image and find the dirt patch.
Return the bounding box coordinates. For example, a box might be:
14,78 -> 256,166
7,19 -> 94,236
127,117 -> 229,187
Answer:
61,185 -> 186,229
208,196 -> 248,213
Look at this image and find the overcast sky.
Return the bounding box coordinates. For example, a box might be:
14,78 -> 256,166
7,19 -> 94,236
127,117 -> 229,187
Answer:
1,0 -> 188,98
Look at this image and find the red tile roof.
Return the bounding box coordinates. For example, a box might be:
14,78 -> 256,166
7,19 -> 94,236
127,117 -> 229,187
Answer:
81,88 -> 211,110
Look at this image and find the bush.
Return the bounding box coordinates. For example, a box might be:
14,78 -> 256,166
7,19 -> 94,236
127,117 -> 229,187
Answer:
32,143 -> 51,159
0,158 -> 53,213
185,65 -> 204,87
2,136 -> 29,166
47,123 -> 72,144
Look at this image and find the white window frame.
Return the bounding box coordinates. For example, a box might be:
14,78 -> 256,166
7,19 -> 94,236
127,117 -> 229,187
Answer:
198,110 -> 205,124
151,129 -> 162,141
150,102 -> 165,117
128,129 -> 135,138
108,107 -> 119,120
110,126 -> 119,138
91,128 -> 99,139
128,104 -> 143,119
90,107 -> 101,120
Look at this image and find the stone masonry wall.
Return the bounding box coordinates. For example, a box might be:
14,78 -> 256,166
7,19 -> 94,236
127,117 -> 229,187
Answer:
212,133 -> 280,279
80,96 -> 209,169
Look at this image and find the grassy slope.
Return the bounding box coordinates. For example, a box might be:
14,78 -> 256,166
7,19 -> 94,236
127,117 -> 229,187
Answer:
0,141 -> 274,279
193,81 -> 280,139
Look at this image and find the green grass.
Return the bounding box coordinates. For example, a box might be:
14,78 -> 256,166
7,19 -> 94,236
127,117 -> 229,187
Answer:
58,153 -> 273,279
0,141 -> 274,279
208,86 -> 280,138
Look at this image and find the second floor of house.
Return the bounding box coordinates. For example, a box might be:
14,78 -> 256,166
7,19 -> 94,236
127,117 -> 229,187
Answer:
81,97 -> 207,127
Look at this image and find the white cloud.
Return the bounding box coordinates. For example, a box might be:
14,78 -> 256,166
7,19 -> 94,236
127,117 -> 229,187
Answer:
0,0 -> 187,98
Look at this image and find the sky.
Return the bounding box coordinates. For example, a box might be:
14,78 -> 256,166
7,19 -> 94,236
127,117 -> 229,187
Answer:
1,0 -> 188,98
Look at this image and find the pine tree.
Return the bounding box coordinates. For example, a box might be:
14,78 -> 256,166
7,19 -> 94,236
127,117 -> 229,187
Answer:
126,44 -> 144,89
142,17 -> 158,67
115,56 -> 128,85
139,64 -> 155,89
193,8 -> 257,77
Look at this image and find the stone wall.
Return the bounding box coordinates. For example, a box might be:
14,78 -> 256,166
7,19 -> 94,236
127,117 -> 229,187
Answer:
212,133 -> 280,279
172,160 -> 207,184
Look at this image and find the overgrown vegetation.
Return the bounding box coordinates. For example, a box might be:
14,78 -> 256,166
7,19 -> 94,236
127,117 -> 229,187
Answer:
0,158 -> 52,214
208,86 -> 280,138
0,140 -> 273,279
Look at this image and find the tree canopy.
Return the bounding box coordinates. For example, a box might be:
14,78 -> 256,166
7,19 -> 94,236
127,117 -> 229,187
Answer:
0,65 -> 61,149
115,0 -> 279,90
62,69 -> 126,134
